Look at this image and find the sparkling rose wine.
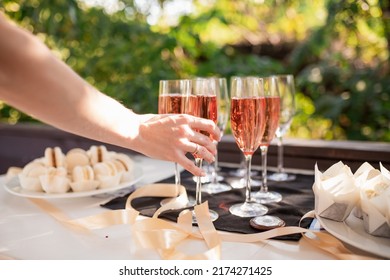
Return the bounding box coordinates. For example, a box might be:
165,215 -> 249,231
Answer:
158,94 -> 185,114
189,95 -> 217,158
188,95 -> 217,123
260,96 -> 280,145
230,97 -> 266,156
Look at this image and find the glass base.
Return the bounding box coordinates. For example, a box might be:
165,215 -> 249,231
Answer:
251,191 -> 282,204
229,168 -> 258,177
192,174 -> 224,184
229,202 -> 268,218
202,182 -> 231,194
160,196 -> 196,208
192,209 -> 219,224
268,172 -> 296,182
228,178 -> 262,189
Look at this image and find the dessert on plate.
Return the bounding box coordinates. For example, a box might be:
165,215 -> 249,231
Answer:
313,161 -> 359,222
360,165 -> 390,238
6,145 -> 135,194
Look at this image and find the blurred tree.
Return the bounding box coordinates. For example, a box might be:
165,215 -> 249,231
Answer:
289,0 -> 390,140
0,0 -> 389,141
1,0 -> 178,116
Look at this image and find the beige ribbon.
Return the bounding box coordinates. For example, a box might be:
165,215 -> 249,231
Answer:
29,183 -> 378,260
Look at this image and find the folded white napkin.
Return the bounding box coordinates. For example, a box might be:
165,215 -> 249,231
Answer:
352,162 -> 376,219
313,161 -> 359,221
360,163 -> 390,238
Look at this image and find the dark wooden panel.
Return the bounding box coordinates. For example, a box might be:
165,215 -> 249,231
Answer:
1,123 -> 389,174
219,135 -> 390,172
0,123 -> 138,172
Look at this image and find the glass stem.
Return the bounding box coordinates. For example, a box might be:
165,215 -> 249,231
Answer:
276,135 -> 284,174
260,146 -> 268,193
174,162 -> 181,186
195,158 -> 203,205
244,154 -> 252,203
239,154 -> 246,175
211,142 -> 218,184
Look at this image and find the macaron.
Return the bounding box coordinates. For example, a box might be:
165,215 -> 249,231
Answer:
5,166 -> 22,183
44,147 -> 65,168
93,160 -> 118,177
93,161 -> 122,189
111,153 -> 134,183
39,167 -> 70,194
88,145 -> 108,165
22,161 -> 47,177
66,148 -> 90,171
18,161 -> 48,192
111,153 -> 134,173
72,165 -> 95,182
70,165 -> 100,192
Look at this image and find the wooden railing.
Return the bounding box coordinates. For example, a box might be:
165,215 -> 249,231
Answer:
1,123 -> 389,174
218,135 -> 390,172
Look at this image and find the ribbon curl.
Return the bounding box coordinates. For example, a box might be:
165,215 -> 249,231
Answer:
29,183 -> 378,260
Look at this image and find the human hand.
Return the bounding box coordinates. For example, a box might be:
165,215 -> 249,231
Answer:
135,114 -> 221,177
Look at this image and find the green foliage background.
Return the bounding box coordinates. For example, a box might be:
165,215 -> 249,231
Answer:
1,0 -> 389,141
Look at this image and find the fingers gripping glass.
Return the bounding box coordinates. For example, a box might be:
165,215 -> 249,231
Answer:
186,78 -> 219,222
158,79 -> 196,207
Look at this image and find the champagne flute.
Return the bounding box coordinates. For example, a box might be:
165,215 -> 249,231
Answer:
187,78 -> 219,222
268,74 -> 297,182
202,77 -> 232,194
252,76 -> 282,204
229,76 -> 268,217
159,79 -> 195,207
158,79 -> 191,185
227,77 -> 261,190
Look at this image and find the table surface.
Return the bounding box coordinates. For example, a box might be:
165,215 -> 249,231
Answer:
0,155 -> 382,260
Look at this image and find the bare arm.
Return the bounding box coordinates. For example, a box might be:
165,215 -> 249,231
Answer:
0,13 -> 220,176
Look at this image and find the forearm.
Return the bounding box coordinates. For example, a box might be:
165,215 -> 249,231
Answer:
0,13 -> 142,151
0,13 -> 220,176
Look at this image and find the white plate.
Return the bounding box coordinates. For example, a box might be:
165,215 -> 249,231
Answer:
317,213 -> 390,259
3,165 -> 143,199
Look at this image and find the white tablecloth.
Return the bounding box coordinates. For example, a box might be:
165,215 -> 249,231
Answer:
0,155 -> 366,260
